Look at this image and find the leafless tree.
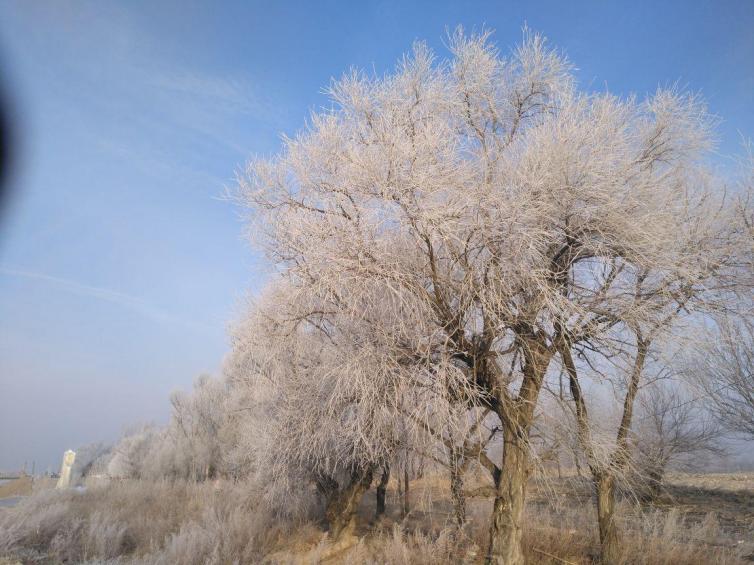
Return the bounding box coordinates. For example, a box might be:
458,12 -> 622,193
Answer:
237,28 -> 748,564
632,382 -> 724,500
558,311 -> 738,564
688,316 -> 754,439
168,374 -> 229,480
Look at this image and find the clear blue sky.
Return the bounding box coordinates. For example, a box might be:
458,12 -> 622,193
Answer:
0,0 -> 751,472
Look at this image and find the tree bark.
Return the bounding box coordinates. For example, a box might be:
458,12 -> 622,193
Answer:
375,466 -> 390,519
559,332 -> 648,565
402,466 -> 410,517
595,472 -> 621,565
484,338 -> 552,565
563,346 -> 622,564
486,423 -> 529,565
325,467 -> 374,540
595,338 -> 646,564
449,449 -> 467,528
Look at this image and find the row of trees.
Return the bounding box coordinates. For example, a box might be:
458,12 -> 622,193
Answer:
233,29 -> 753,565
104,375 -> 230,482
99,311 -> 753,563
96,30 -> 753,565
98,318 -> 753,562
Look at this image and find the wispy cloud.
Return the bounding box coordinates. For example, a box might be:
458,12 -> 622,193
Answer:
152,72 -> 272,117
147,70 -> 286,156
0,266 -> 214,334
155,71 -> 286,153
11,1 -> 285,162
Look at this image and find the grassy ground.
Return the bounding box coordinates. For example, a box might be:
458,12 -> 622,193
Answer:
270,470 -> 754,564
1,471 -> 752,563
0,478 -> 32,500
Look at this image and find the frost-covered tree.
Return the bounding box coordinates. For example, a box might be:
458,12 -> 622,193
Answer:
105,376 -> 230,482
688,316 -> 754,439
632,383 -> 723,500
226,283 -> 434,537
238,29 -> 747,564
107,425 -> 162,479
167,374 -> 229,480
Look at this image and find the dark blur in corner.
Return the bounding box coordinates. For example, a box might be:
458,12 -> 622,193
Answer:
0,52 -> 15,228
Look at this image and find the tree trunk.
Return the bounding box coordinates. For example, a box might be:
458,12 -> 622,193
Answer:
396,468 -> 403,507
595,471 -> 621,565
325,467 -> 374,540
375,466 -> 390,519
449,447 -> 467,528
402,466 -> 410,517
558,333 -> 640,564
595,337 -> 646,562
484,337 -> 552,565
486,425 -> 529,565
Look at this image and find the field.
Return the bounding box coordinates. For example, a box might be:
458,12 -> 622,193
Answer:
1,470 -> 752,564
0,479 -> 32,501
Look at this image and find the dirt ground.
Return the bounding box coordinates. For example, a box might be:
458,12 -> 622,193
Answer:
660,473 -> 754,543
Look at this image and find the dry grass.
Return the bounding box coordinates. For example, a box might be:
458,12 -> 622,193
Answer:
1,472 -> 752,564
0,478 -> 32,499
270,470 -> 752,564
666,472 -> 754,492
0,479 -> 294,564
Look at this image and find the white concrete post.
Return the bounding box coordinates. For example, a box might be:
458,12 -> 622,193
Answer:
56,450 -> 76,489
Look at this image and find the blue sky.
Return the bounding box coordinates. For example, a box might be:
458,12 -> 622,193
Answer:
0,0 -> 752,472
